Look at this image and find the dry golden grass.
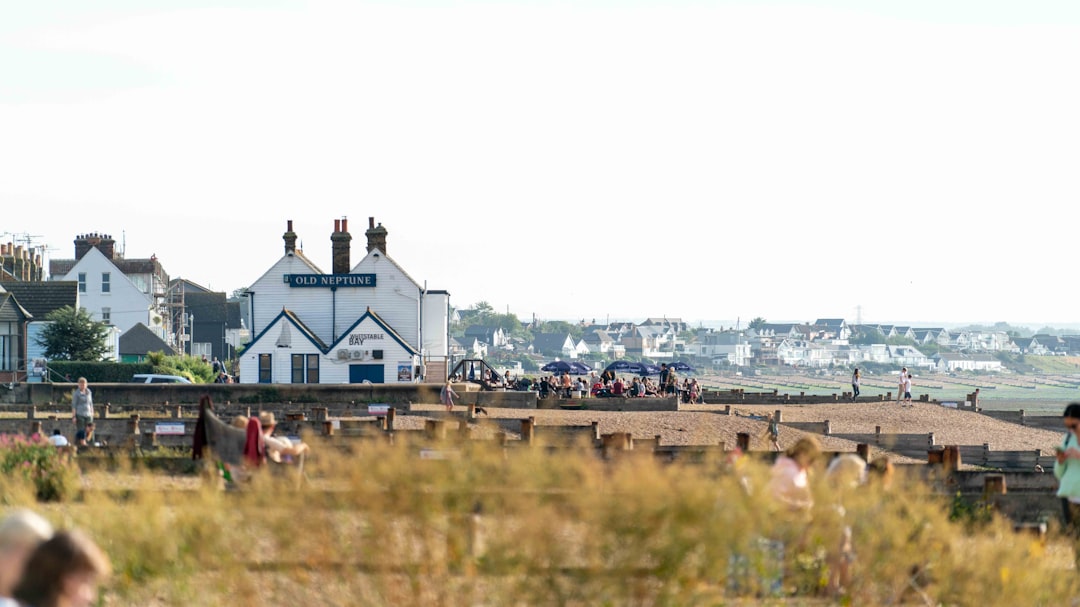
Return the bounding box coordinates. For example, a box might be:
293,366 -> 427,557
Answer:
2,436 -> 1077,606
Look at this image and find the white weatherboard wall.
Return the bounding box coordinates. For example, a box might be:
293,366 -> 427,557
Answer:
238,312 -> 419,384
60,247 -> 153,336
247,253 -> 329,340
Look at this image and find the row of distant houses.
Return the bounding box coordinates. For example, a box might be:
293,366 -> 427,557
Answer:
453,317 -> 1080,374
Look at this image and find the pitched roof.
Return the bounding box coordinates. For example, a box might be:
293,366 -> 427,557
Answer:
119,323 -> 176,356
0,293 -> 31,322
330,307 -> 420,355
246,308 -> 330,353
185,292 -> 228,323
532,333 -> 572,352
0,281 -> 78,319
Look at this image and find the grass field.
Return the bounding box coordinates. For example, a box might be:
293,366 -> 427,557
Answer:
5,437 -> 1078,606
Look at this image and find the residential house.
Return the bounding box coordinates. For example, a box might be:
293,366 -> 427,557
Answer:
813,318 -> 850,341
531,333 -> 577,359
464,325 -> 508,349
0,288 -> 31,383
50,233 -> 170,340
580,329 -> 624,358
0,281 -> 79,382
119,323 -> 176,363
690,330 -> 752,367
933,352 -> 1004,372
0,242 -> 46,282
887,345 -> 934,369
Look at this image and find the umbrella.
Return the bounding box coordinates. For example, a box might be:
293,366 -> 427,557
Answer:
569,361 -> 593,375
638,363 -> 662,376
604,360 -> 644,375
541,360 -> 575,374
668,361 -> 696,373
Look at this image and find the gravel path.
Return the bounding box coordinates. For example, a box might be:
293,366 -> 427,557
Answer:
406,399 -> 1066,465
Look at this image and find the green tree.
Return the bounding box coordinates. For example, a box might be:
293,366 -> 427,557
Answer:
748,317 -> 767,330
35,306 -> 111,361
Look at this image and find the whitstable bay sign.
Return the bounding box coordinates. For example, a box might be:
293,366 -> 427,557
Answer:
285,273 -> 376,288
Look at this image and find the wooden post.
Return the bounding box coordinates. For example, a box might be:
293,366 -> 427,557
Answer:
822,420 -> 831,435
313,407 -> 328,421
174,405 -> 183,419
856,443 -> 869,462
601,432 -> 632,457
875,426 -> 881,444
724,405 -> 732,416
520,417 -> 534,446
29,421 -> 41,436
323,421 -> 335,436
943,445 -> 961,472
982,443 -> 990,466
26,406 -> 35,420
101,403 -> 110,418
1019,409 -> 1025,426
984,474 -> 1007,495
468,404 -> 477,420
927,447 -> 945,465
591,421 -> 600,442
128,414 -> 140,436
426,419 -> 447,440
774,410 -> 782,423
736,432 -> 750,451
927,432 -> 935,446
386,407 -> 396,432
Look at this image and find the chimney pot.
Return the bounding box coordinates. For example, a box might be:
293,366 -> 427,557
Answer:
334,219 -> 340,232
369,217 -> 374,229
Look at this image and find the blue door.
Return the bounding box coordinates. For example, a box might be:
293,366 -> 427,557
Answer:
349,364 -> 384,384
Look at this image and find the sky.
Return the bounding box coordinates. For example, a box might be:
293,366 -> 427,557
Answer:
3,1 -> 1079,329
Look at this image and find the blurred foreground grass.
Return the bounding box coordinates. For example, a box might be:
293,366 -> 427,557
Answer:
3,437 -> 1078,606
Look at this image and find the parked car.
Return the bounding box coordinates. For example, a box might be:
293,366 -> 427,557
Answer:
131,374 -> 192,384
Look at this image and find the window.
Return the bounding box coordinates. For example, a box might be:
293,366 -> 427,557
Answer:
101,272 -> 111,293
101,307 -> 111,325
291,354 -> 319,383
258,354 -> 272,383
0,321 -> 12,372
78,273 -> 86,293
372,350 -> 384,360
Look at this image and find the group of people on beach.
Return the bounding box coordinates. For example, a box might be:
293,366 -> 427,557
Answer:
0,510 -> 110,607
847,367 -> 915,406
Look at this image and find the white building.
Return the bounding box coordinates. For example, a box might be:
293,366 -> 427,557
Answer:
237,218 -> 450,384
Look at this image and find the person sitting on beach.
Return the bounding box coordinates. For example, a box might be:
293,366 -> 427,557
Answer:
258,412 -> 309,464
643,378 -> 658,397
48,429 -> 69,448
612,376 -> 626,396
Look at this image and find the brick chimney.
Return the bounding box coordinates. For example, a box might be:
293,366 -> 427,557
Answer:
283,220 -> 298,255
73,232 -> 115,260
365,217 -> 387,255
331,217 -> 352,274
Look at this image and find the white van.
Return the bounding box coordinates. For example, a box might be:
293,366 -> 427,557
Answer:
131,374 -> 192,384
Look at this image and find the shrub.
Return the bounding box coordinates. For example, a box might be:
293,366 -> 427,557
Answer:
0,433 -> 77,501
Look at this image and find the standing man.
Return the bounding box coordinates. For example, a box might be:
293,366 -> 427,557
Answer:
659,364 -> 669,395
71,378 -> 94,437
896,367 -> 907,404
903,373 -> 914,407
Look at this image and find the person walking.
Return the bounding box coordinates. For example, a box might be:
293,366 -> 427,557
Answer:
71,378 -> 94,437
440,381 -> 459,413
851,368 -> 861,403
761,412 -> 781,452
896,367 -> 907,404
1055,403 -> 1080,564
902,373 -> 913,407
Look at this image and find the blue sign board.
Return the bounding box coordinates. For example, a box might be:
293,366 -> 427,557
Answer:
286,274 -> 376,288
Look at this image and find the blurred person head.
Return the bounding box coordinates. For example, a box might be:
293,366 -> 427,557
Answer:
13,529 -> 111,607
0,510 -> 54,596
231,415 -> 250,429
1063,403 -> 1080,434
867,456 -> 895,490
785,436 -> 822,470
826,453 -> 867,489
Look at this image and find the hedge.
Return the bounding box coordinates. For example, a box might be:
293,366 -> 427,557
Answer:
48,361 -> 154,383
